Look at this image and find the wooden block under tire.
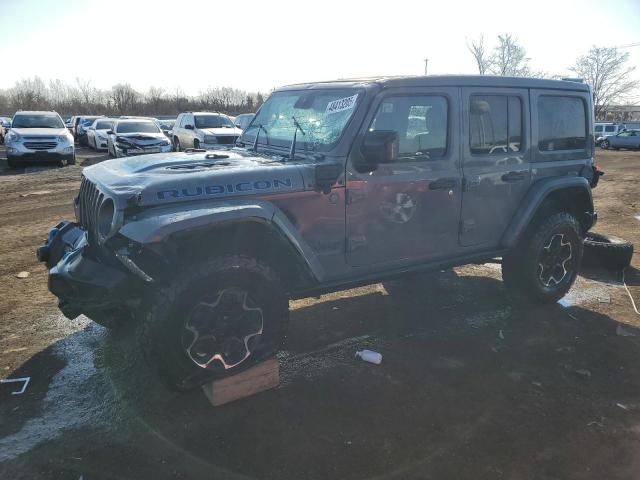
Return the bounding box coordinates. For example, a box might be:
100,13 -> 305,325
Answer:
202,358 -> 280,406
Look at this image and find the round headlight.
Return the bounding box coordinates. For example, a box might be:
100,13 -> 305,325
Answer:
98,198 -> 116,239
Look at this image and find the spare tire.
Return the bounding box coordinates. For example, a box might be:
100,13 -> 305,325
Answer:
583,232 -> 634,271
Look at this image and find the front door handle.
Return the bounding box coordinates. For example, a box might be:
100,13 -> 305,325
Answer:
501,171 -> 526,182
429,178 -> 458,190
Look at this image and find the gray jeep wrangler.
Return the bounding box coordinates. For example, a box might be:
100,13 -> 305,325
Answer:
39,76 -> 600,390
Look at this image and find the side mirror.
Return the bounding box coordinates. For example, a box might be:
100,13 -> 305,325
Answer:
235,124 -> 242,128
106,130 -> 114,135
185,124 -> 194,130
358,130 -> 399,170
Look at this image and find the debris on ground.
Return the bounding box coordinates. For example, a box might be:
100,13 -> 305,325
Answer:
587,420 -> 604,428
15,271 -> 29,279
19,190 -> 52,197
616,403 -> 629,411
355,350 -> 382,365
575,369 -> 592,379
555,346 -> 574,353
597,296 -> 611,304
616,325 -> 636,337
0,376 -> 31,395
498,330 -> 505,340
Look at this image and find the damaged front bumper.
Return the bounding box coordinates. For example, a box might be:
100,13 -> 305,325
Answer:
37,221 -> 140,320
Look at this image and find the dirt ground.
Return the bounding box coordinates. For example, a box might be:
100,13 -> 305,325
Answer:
0,146 -> 639,479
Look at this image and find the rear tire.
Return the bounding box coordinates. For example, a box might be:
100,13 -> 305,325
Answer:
139,255 -> 289,391
600,140 -> 609,149
502,212 -> 583,305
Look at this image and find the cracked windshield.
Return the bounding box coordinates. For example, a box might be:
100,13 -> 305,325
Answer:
243,90 -> 361,151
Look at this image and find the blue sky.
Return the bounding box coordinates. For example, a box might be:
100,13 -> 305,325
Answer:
1,0 -> 639,94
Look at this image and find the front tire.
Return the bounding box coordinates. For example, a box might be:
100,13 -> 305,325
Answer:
67,153 -> 76,166
600,140 -> 609,149
174,137 -> 181,152
140,255 -> 289,391
502,212 -> 583,305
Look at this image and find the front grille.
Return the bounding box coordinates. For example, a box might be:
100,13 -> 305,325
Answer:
24,142 -> 57,150
23,136 -> 56,141
216,136 -> 238,145
77,176 -> 104,241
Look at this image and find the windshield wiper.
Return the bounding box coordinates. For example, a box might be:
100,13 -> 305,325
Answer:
250,124 -> 269,152
289,116 -> 306,161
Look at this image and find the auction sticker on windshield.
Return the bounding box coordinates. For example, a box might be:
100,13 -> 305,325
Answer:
325,94 -> 358,115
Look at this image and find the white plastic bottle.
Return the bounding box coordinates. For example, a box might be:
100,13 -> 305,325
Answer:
355,350 -> 382,365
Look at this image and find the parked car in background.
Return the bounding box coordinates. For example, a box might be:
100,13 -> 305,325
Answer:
87,118 -> 115,151
172,112 -> 242,151
65,116 -> 74,132
157,118 -> 176,138
4,111 -> 75,167
77,116 -> 102,146
233,113 -> 255,131
0,116 -> 11,144
106,118 -> 172,158
594,122 -> 626,146
600,129 -> 640,150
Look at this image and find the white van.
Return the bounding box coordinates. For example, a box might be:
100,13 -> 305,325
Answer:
594,123 -> 626,145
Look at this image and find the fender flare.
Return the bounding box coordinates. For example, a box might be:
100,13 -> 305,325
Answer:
501,176 -> 594,248
118,199 -> 325,282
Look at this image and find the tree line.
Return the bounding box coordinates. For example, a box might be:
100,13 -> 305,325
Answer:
467,34 -> 639,119
0,79 -> 266,117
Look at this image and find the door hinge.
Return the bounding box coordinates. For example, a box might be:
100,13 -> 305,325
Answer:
346,189 -> 367,205
461,219 -> 475,233
463,177 -> 480,191
348,235 -> 367,252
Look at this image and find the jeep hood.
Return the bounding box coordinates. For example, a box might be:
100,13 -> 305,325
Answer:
82,148 -> 305,208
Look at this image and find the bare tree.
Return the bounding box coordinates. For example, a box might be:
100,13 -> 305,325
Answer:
570,46 -> 639,119
9,77 -> 48,110
146,86 -> 166,113
1,77 -> 265,116
467,35 -> 492,75
76,77 -> 98,106
111,83 -> 138,114
488,34 -> 531,77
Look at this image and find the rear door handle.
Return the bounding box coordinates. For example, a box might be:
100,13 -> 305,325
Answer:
501,171 -> 526,182
429,178 -> 458,190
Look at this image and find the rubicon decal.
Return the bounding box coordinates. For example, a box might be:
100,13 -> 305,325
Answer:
157,178 -> 293,200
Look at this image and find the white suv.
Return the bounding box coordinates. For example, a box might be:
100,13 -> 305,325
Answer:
5,111 -> 75,168
172,112 -> 242,151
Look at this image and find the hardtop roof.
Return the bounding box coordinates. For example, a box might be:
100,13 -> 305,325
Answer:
279,75 -> 590,92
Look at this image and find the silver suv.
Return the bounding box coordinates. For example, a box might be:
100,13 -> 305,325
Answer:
172,112 -> 242,151
5,111 -> 75,168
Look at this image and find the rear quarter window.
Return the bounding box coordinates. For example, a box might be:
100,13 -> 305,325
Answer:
537,96 -> 587,152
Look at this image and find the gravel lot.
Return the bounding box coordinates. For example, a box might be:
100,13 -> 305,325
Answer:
0,145 -> 639,479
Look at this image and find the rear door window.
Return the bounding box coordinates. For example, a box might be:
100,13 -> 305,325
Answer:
470,95 -> 522,154
537,96 -> 587,151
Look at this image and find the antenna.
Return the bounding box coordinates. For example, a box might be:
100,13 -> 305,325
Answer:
424,58 -> 429,75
